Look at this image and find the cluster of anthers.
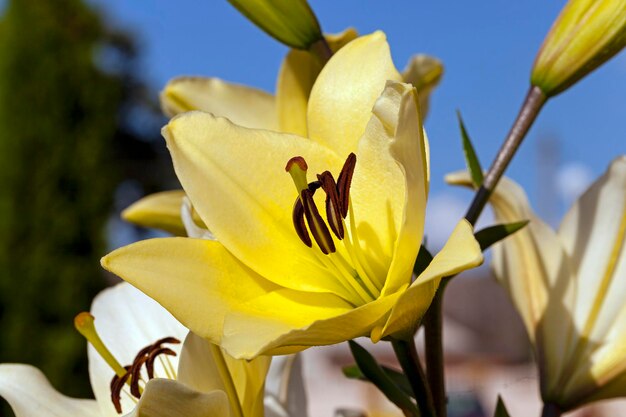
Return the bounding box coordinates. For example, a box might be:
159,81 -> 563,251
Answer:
285,152 -> 356,255
109,336 -> 180,413
74,312 -> 180,414
285,153 -> 384,307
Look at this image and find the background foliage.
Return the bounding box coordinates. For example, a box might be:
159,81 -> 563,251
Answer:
0,0 -> 169,413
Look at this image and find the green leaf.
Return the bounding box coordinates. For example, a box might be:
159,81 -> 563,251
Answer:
457,111 -> 483,187
348,341 -> 419,416
227,0 -> 323,50
494,396 -> 511,417
413,244 -> 433,276
342,364 -> 414,399
475,221 -> 529,252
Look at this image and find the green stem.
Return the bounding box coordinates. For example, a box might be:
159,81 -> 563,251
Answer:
392,339 -> 437,417
423,278 -> 450,417
465,85 -> 547,225
541,403 -> 562,417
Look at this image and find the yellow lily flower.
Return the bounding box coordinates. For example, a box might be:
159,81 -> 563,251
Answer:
125,31 -> 442,235
103,32 -> 482,359
0,282 -> 300,417
447,156 -> 626,411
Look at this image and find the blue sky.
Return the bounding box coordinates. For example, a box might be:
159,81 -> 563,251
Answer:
92,0 -> 625,243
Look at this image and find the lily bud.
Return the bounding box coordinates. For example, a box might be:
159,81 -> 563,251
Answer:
531,0 -> 626,97
227,0 -> 323,50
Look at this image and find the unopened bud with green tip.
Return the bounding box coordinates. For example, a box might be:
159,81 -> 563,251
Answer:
531,0 -> 626,97
227,0 -> 325,52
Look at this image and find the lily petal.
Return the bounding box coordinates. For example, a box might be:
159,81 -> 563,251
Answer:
558,156 -> 626,350
177,332 -> 270,417
350,81 -> 427,294
123,378 -> 229,417
161,76 -> 278,130
122,190 -> 192,236
377,220 -> 482,341
88,283 -> 187,417
101,238 -> 354,360
163,111 -> 355,295
446,171 -> 577,398
276,28 -> 358,136
0,364 -> 100,417
224,291 -> 401,358
556,156 -> 626,403
401,54 -> 443,120
307,31 -> 402,157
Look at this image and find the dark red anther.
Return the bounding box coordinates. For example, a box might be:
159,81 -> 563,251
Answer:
337,153 -> 357,218
292,199 -> 312,247
301,188 -> 336,254
146,347 -> 177,379
317,171 -> 344,240
110,366 -> 131,414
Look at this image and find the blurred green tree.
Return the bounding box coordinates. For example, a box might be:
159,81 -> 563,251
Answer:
0,0 -> 170,410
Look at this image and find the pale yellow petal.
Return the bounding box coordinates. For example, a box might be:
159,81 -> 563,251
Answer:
557,156 -> 626,350
124,379 -> 229,417
101,238 -> 353,360
276,28 -> 358,136
88,283 -> 187,417
122,190 -> 192,236
224,291 -> 401,358
307,31 -> 403,157
377,220 -> 482,341
0,364 -> 100,417
446,171 -> 577,398
349,81 -> 427,294
401,54 -> 443,120
161,76 -> 278,130
177,332 -> 269,417
163,111 -> 357,296
555,157 -> 626,404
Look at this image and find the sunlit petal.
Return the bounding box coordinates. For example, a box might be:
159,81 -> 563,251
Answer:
350,81 -> 428,294
276,28 -> 358,136
307,31 -> 402,157
377,220 -> 482,341
122,190 -> 190,236
161,76 -> 278,130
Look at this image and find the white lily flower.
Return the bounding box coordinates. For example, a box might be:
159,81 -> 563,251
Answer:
0,282 -> 309,417
447,156 -> 626,411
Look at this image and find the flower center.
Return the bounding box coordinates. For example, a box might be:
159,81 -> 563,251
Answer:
74,312 -> 180,414
285,153 -> 381,306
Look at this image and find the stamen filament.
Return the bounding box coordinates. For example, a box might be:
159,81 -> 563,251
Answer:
309,249 -> 362,307
74,312 -> 127,378
345,198 -> 384,289
327,252 -> 375,304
